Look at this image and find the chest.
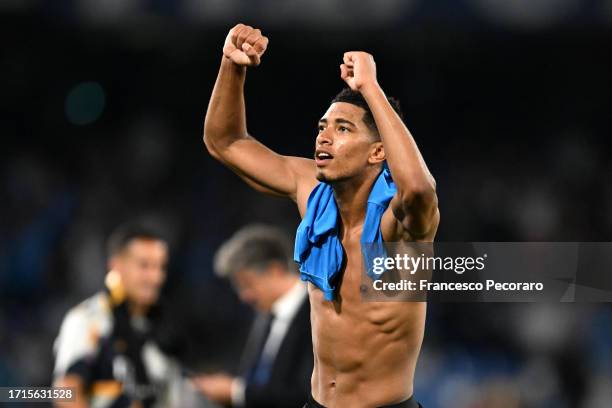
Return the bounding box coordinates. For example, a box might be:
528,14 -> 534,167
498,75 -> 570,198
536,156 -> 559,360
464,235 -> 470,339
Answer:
336,230 -> 366,303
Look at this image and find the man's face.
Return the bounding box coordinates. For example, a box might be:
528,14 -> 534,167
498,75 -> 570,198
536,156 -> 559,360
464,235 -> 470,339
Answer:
314,102 -> 382,183
113,239 -> 168,308
232,266 -> 282,313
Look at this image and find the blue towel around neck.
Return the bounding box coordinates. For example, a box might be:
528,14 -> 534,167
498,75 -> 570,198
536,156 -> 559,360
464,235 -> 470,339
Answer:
294,167 -> 396,300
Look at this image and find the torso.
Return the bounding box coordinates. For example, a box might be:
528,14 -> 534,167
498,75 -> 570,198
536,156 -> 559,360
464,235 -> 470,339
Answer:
309,224 -> 429,408
296,172 -> 439,408
53,293 -> 179,408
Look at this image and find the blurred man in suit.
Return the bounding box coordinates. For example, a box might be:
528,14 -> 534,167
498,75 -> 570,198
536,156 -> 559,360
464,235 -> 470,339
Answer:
194,225 -> 312,408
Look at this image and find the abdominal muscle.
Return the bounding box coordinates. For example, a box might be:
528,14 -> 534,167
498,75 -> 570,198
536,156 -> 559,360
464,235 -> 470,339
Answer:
308,259 -> 426,408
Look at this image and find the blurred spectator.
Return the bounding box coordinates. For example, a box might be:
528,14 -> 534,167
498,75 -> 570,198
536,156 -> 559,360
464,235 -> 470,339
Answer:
52,223 -> 199,408
193,225 -> 312,408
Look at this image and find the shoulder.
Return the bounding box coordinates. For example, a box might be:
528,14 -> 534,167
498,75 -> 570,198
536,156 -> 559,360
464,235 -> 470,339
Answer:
293,167 -> 319,217
62,292 -> 112,329
53,292 -> 113,376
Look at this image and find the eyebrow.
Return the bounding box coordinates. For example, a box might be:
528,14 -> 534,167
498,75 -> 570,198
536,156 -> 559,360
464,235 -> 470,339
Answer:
318,117 -> 357,128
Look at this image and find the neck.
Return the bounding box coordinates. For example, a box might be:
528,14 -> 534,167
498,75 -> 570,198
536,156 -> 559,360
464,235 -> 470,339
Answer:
332,169 -> 379,231
128,302 -> 149,317
277,274 -> 299,298
269,274 -> 300,309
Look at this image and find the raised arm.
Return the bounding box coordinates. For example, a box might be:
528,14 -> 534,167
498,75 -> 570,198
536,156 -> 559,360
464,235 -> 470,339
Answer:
340,52 -> 439,240
204,24 -> 316,208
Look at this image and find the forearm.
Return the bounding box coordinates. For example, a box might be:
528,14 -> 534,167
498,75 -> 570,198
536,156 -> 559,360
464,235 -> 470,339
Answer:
361,83 -> 435,195
204,56 -> 248,154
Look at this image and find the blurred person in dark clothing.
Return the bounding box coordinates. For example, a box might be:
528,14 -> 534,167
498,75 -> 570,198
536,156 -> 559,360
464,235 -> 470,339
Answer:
193,225 -> 312,408
52,223 -> 192,408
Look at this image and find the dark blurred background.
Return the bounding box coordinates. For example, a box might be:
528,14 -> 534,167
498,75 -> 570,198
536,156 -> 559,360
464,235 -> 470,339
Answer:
1,0 -> 612,407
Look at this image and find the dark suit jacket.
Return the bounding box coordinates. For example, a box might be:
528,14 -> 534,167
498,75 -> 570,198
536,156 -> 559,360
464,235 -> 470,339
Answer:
242,297 -> 313,408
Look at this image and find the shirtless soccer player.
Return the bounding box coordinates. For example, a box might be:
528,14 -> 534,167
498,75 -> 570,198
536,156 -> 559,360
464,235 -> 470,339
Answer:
204,24 -> 439,408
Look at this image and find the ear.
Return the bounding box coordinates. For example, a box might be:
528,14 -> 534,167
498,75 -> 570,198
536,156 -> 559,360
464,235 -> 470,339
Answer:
368,142 -> 385,165
266,261 -> 287,277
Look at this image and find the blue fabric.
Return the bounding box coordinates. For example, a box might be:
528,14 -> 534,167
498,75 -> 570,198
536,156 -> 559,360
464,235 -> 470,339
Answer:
294,168 -> 396,300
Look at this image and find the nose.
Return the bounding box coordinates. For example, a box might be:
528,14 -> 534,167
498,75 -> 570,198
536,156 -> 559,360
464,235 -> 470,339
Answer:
316,128 -> 333,146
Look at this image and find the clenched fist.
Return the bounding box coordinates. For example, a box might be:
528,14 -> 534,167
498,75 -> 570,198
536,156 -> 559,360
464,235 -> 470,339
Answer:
223,24 -> 269,67
340,51 -> 378,92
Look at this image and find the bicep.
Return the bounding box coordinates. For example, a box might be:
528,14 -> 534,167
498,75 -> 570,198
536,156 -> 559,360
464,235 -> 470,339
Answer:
212,136 -> 317,202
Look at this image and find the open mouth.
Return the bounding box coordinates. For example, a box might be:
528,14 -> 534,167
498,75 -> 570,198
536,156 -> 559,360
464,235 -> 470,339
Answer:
315,150 -> 334,166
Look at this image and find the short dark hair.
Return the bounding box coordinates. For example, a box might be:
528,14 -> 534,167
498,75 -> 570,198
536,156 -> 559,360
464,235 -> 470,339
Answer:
106,223 -> 167,258
331,88 -> 403,138
214,224 -> 295,277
